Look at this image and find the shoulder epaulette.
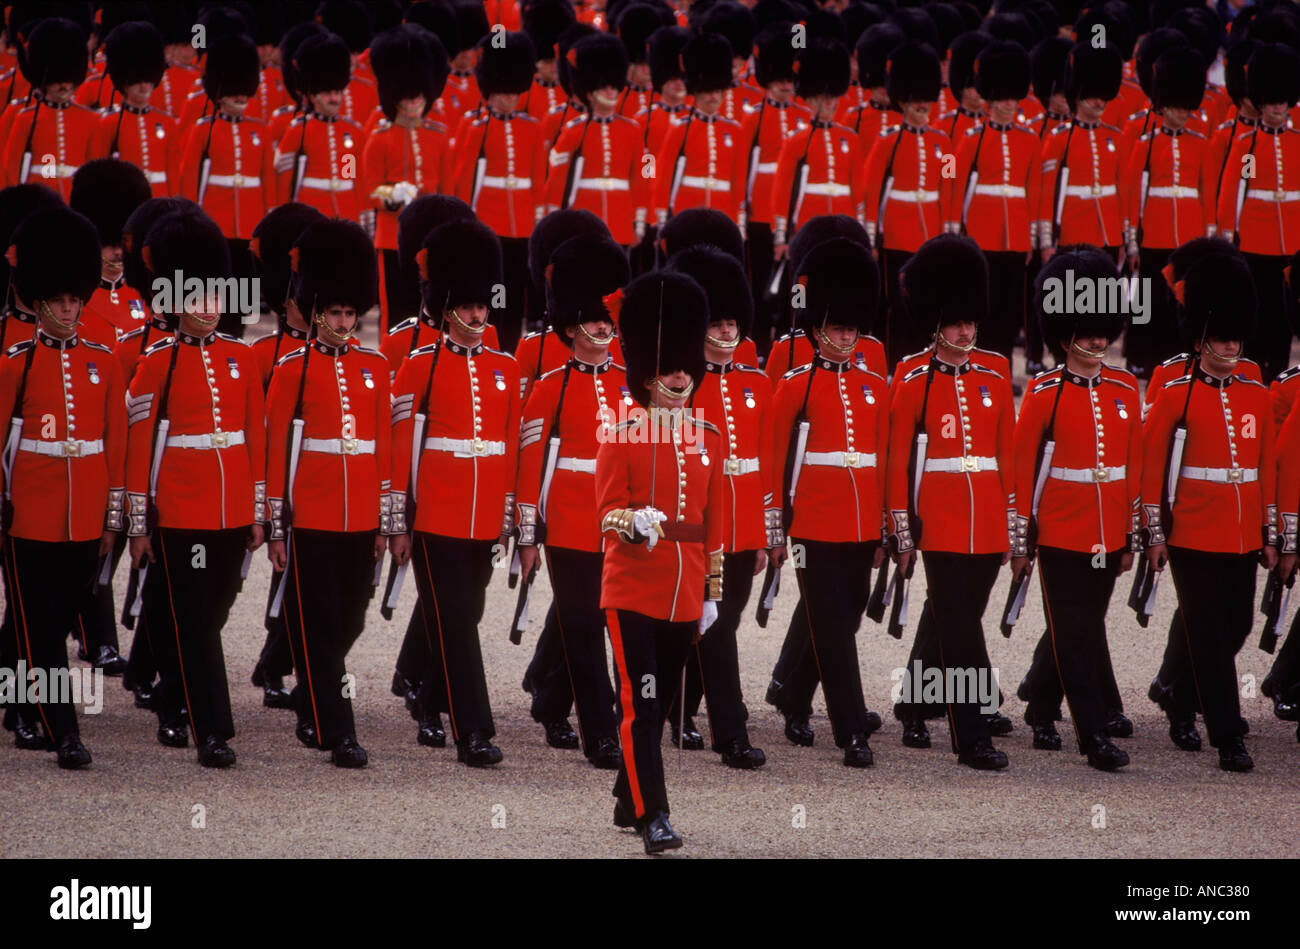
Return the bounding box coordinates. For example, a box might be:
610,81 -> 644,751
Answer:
781,364 -> 813,381
1127,108 -> 1149,123
971,364 -> 1004,379
410,342 -> 441,357
216,332 -> 248,346
902,364 -> 930,383
117,326 -> 147,342
1235,376 -> 1267,388
144,337 -> 175,355
881,124 -> 901,136
848,362 -> 885,381
483,346 -> 514,360
536,364 -> 566,383
390,317 -> 418,333
734,364 -> 766,376
1159,352 -> 1191,367
4,340 -> 34,358
691,418 -> 720,435
964,124 -> 983,137
1100,122 -> 1121,133
353,344 -> 381,356
1139,131 -> 1152,142
1274,365 -> 1300,383
900,346 -> 931,364
1100,365 -> 1137,391
1034,376 -> 1062,392
82,340 -> 114,354
275,348 -> 306,367
612,361 -> 626,373
612,417 -> 639,433
1050,123 -> 1070,135
565,115 -> 587,129
1184,128 -> 1206,139
1162,375 -> 1191,389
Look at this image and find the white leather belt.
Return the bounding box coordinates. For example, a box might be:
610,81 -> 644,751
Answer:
166,430 -> 246,449
886,188 -> 939,202
145,170 -> 167,184
722,456 -> 761,475
208,173 -> 261,187
300,175 -> 354,192
27,163 -> 77,180
577,177 -> 629,191
555,456 -> 597,473
1147,185 -> 1198,199
805,182 -> 851,197
973,183 -> 1026,197
303,437 -> 376,455
755,162 -> 777,174
1246,188 -> 1300,203
1050,464 -> 1126,483
803,450 -> 876,468
681,175 -> 731,192
18,437 -> 103,457
1064,184 -> 1117,198
1180,466 -> 1258,483
924,455 -> 998,473
482,174 -> 532,188
425,436 -> 506,457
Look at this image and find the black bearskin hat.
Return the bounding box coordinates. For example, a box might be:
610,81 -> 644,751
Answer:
615,271 -> 709,406
1134,27 -> 1188,99
405,0 -> 460,59
373,25 -> 449,120
104,21 -> 166,90
754,23 -> 797,87
121,197 -> 195,298
202,33 -> 261,100
794,37 -> 851,100
975,39 -> 1031,103
1178,252 -> 1257,345
545,233 -> 630,344
316,0 -> 372,53
528,209 -> 611,305
251,203 -> 327,312
397,194 -> 476,292
476,30 -> 537,97
682,31 -> 734,95
279,21 -> 329,103
701,1 -> 755,61
1246,42 -> 1300,108
795,238 -> 881,335
19,17 -> 88,87
570,32 -> 628,99
524,0 -> 577,62
8,208 -> 100,305
0,185 -> 63,297
885,41 -> 941,105
857,23 -> 905,88
1033,243 -> 1127,357
292,218 -> 377,316
947,30 -> 991,97
1029,35 -> 1071,106
1063,41 -> 1122,108
899,233 -> 987,326
667,243 -> 753,338
648,25 -> 691,90
1151,46 -> 1206,112
658,208 -> 744,263
789,214 -> 870,276
450,0 -> 490,54
69,159 -> 153,247
618,3 -> 671,64
418,218 -> 503,313
292,31 -> 352,95
141,207 -> 233,293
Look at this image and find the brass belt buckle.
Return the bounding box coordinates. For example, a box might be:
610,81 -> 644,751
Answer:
724,457 -> 740,474
1228,467 -> 1243,482
1094,466 -> 1109,482
342,437 -> 358,454
843,451 -> 860,468
62,440 -> 80,457
211,431 -> 228,448
1276,190 -> 1286,203
1091,184 -> 1102,196
960,455 -> 979,473
473,438 -> 487,455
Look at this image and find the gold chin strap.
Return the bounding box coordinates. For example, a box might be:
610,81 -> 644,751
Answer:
706,333 -> 740,350
447,307 -> 487,336
1205,340 -> 1241,365
577,323 -> 614,345
38,300 -> 80,329
313,311 -> 356,342
652,376 -> 694,401
816,326 -> 858,354
935,325 -> 976,354
1069,339 -> 1107,359
187,311 -> 220,330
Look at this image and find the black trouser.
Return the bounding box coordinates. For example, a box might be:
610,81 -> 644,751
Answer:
789,538 -> 876,747
2,537 -> 98,742
282,529 -> 374,748
219,238 -> 254,339
670,549 -> 757,749
143,527 -> 248,743
1263,606 -> 1300,705
982,250 -> 1026,364
125,587 -> 157,688
529,546 -> 617,752
1023,251 -> 1045,365
882,249 -> 918,370
71,531 -> 126,658
257,566 -> 295,678
746,223 -> 776,361
1121,248 -> 1175,375
916,550 -> 1002,753
412,532 -> 496,742
395,598 -> 449,714
769,591 -> 817,718
1241,252 -> 1292,383
1025,546 -> 1122,747
380,247 -> 422,333
628,225 -> 658,280
606,607 -> 693,821
1166,546 -> 1256,747
495,236 -> 530,354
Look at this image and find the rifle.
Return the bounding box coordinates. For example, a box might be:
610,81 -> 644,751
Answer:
129,339 -> 182,622
755,558 -> 780,627
561,115 -> 593,211
469,106 -> 490,211
268,332 -> 315,618
509,559 -> 539,645
665,113 -> 696,218
959,124 -> 988,232
1048,122 -> 1077,248
744,102 -> 765,221
288,113 -> 311,201
196,112 -> 217,206
1259,569 -> 1294,654
1,341 -> 37,534
17,92 -> 42,185
889,358 -> 936,638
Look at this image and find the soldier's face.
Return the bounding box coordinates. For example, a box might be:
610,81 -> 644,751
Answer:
649,370 -> 693,407
1260,103 -> 1290,127
662,78 -> 687,103
902,101 -> 930,126
1198,336 -> 1242,373
219,95 -> 250,115
1049,92 -> 1069,114
591,86 -> 621,113
766,80 -> 794,104
1069,333 -> 1109,363
38,294 -> 81,338
168,43 -> 196,65
124,81 -> 155,106
810,95 -> 839,122
311,90 -> 344,116
446,303 -> 489,344
1162,106 -> 1190,130
705,319 -> 740,360
818,322 -> 859,358
988,99 -> 1017,124
1075,97 -> 1106,122
487,93 -> 519,114
43,82 -> 76,103
102,246 -> 124,281
317,304 -> 359,343
937,320 -> 977,351
630,63 -> 651,86
694,90 -> 724,114
537,59 -> 558,82
398,95 -> 428,119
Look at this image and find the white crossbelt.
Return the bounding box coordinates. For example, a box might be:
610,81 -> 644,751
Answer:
1246,188 -> 1300,203
803,450 -> 876,468
973,183 -> 1026,197
300,175 -> 354,191
755,162 -> 778,174
145,170 -> 167,184
577,177 -> 629,191
1050,464 -> 1126,483
482,175 -> 532,188
886,188 -> 939,202
208,173 -> 261,187
555,456 -> 597,473
18,437 -> 103,457
166,430 -> 246,449
27,163 -> 78,180
924,455 -> 998,473
804,181 -> 851,197
721,456 -> 761,475
302,437 -> 376,455
680,175 -> 731,192
425,436 -> 506,457
1180,465 -> 1258,483
1146,185 -> 1199,199
1064,184 -> 1117,198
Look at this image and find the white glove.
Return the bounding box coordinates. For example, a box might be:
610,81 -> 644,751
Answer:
699,600 -> 718,636
632,507 -> 667,550
391,181 -> 418,209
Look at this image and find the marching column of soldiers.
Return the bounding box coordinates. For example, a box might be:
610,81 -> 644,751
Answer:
1,0 -> 1300,855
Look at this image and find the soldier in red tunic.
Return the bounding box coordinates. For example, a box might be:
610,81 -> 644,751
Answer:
847,24 -> 903,150
613,3 -> 666,119
1143,251 -> 1275,772
389,218 -> 521,767
265,219 -> 388,768
0,208 -> 121,769
93,23 -> 179,198
126,209 -> 267,768
937,31 -> 988,143
520,0 -> 576,123
597,270 -> 722,853
514,233 -> 628,767
1012,247 -> 1141,771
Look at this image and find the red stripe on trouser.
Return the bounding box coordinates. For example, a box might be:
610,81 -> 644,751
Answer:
605,609 -> 646,820
418,534 -> 458,740
289,540 -> 323,743
6,541 -> 55,738
158,532 -> 198,742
